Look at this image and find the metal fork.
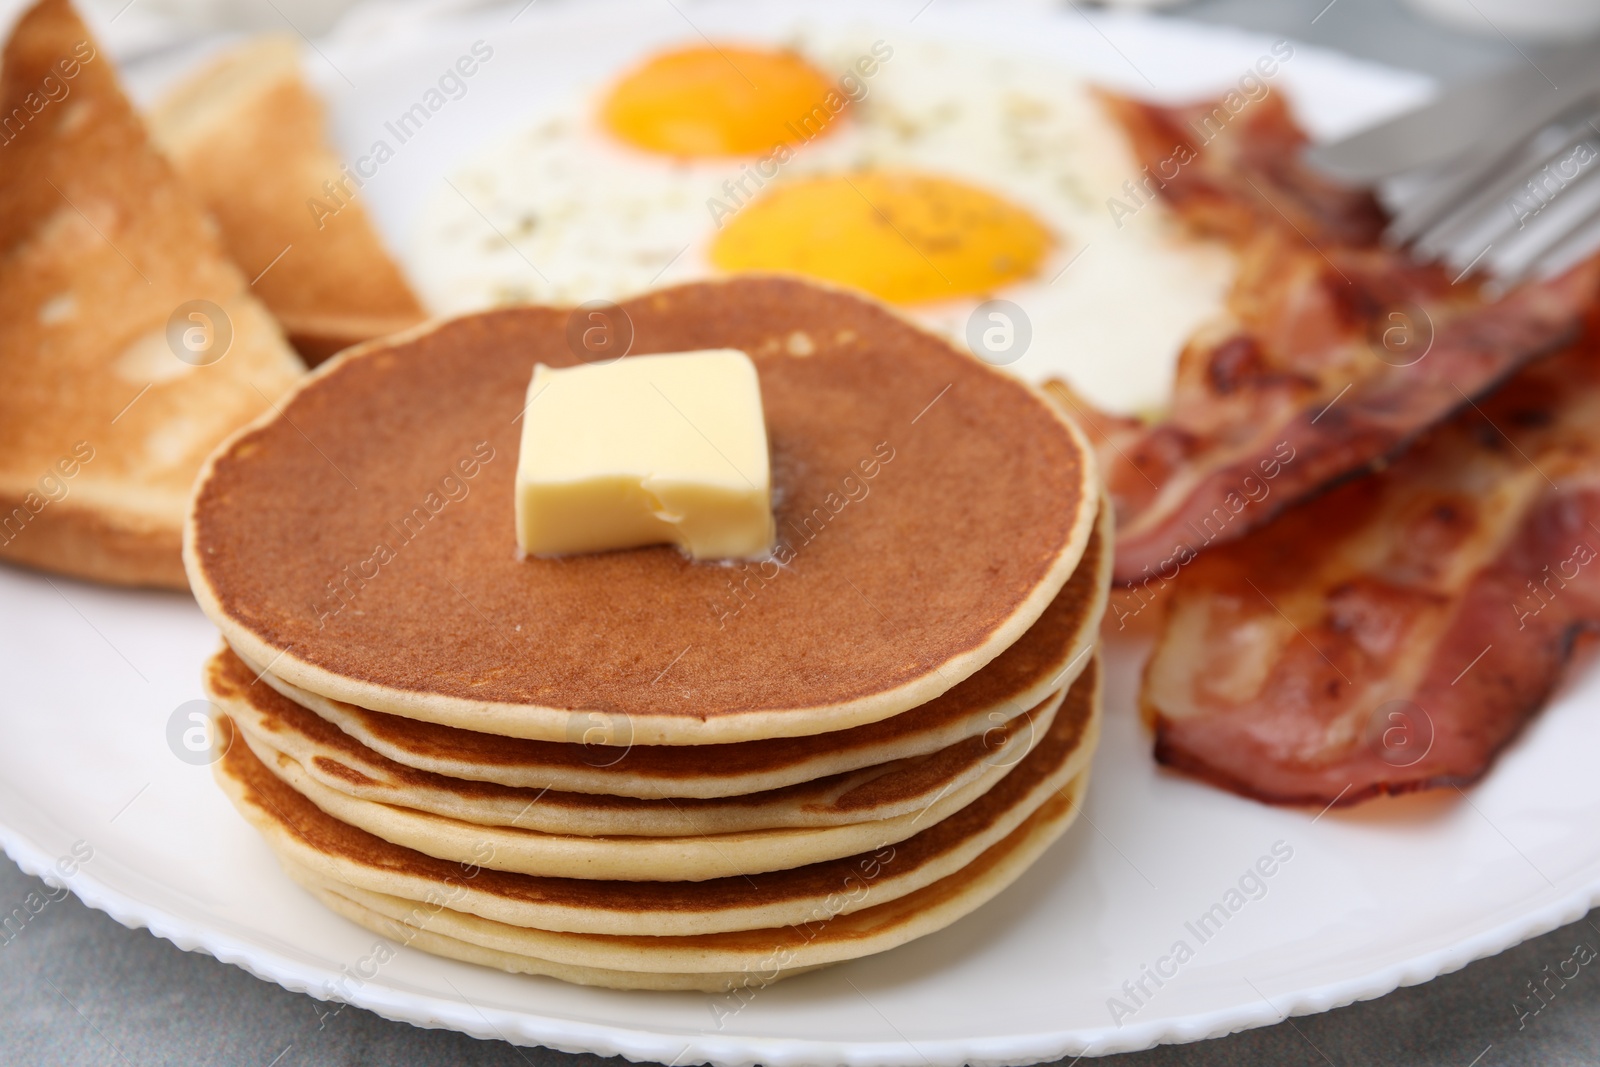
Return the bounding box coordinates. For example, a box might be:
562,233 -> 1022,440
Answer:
1306,39 -> 1600,285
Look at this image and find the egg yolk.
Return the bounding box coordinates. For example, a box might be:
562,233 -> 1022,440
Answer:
709,171 -> 1052,304
601,45 -> 842,158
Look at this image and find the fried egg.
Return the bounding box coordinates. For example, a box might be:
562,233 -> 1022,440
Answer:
410,32 -> 1234,415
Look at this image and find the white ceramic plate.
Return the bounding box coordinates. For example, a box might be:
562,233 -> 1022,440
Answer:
16,3 -> 1600,1065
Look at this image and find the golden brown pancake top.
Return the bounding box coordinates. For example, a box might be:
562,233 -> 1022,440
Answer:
189,278 -> 1095,740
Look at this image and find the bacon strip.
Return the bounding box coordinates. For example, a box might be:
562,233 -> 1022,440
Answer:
1082,92 -> 1600,584
1141,320 -> 1600,806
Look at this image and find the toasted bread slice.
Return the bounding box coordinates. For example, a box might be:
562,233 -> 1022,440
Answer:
149,37 -> 426,364
0,0 -> 304,589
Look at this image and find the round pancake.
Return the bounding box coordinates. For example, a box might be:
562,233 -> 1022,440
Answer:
235,680 -> 1075,880
283,772 -> 1087,992
211,657 -> 1100,935
213,646 -> 1063,836
228,500 -> 1108,798
186,276 -> 1099,744
295,881 -> 831,991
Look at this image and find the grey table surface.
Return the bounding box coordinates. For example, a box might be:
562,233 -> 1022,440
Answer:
5,1 -> 1596,1064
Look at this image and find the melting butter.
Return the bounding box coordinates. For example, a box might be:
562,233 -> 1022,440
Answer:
514,349 -> 776,560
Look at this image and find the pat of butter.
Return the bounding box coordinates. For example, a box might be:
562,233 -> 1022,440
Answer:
514,349 -> 776,560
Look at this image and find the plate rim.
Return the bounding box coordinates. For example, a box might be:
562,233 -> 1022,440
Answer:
7,816 -> 1600,1065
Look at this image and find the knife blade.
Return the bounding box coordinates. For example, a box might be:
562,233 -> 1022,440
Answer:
1305,39 -> 1600,183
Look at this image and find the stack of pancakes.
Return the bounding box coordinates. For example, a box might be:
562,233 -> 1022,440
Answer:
185,278 -> 1109,991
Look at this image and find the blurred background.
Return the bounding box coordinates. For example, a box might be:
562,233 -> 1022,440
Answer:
39,0 -> 1600,42
11,0 -> 1600,75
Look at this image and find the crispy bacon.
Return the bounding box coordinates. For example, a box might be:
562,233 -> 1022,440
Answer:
1141,319 -> 1600,806
1083,92 -> 1600,584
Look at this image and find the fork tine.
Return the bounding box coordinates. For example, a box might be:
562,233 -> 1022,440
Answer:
1376,164 -> 1448,219
1532,210 -> 1600,281
1391,96 -> 1600,246
1315,39 -> 1600,284
1306,41 -> 1600,183
1415,113 -> 1600,263
1493,166 -> 1600,282
1413,125 -> 1590,260
1388,132 -> 1545,246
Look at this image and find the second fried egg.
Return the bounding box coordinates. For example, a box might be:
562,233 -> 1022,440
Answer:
411,31 -> 1233,416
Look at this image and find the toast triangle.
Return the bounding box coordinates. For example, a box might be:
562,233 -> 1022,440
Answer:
149,36 -> 426,365
0,0 -> 305,588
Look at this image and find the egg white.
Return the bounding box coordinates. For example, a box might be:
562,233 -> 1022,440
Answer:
409,31 -> 1234,416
